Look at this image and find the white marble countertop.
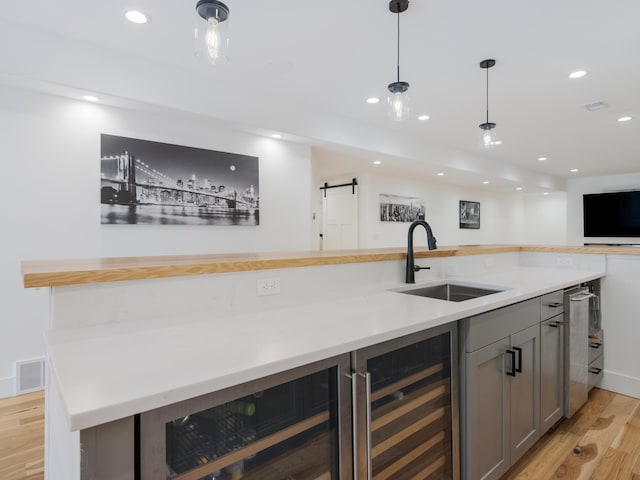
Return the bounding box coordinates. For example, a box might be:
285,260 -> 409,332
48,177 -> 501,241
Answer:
46,266 -> 604,431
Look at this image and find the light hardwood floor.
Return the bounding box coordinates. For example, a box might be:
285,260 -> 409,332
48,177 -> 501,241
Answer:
503,388 -> 640,479
0,388 -> 638,479
0,390 -> 44,480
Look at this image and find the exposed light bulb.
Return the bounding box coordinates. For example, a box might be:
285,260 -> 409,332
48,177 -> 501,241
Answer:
195,1 -> 229,65
479,128 -> 496,148
390,92 -> 406,120
205,18 -> 222,63
387,82 -> 410,121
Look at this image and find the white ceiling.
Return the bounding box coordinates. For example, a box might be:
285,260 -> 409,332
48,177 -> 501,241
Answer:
1,0 -> 639,192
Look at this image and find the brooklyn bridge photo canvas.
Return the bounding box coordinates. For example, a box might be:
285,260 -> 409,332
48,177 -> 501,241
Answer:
100,134 -> 259,225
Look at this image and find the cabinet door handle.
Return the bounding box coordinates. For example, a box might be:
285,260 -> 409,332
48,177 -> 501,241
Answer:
513,346 -> 523,373
349,373 -> 359,480
547,302 -> 563,308
590,342 -> 602,349
361,372 -> 373,480
547,321 -> 564,328
590,367 -> 603,375
506,350 -> 517,376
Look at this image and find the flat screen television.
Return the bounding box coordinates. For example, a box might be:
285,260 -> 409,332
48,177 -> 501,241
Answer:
583,191 -> 640,237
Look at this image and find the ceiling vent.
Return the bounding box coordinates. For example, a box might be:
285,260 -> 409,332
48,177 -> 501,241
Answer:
584,101 -> 608,112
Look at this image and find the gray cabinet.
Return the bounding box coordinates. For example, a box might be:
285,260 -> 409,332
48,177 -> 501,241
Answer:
588,342 -> 604,389
509,324 -> 540,462
539,290 -> 565,434
466,337 -> 509,480
461,298 -> 540,480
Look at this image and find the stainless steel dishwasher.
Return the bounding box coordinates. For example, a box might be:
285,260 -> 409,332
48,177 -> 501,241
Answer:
563,286 -> 595,418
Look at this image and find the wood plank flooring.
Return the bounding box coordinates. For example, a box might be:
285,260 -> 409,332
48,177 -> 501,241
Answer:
0,390 -> 44,480
0,388 -> 638,480
503,388 -> 640,480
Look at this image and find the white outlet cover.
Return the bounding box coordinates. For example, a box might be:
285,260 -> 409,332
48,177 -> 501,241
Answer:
257,277 -> 281,296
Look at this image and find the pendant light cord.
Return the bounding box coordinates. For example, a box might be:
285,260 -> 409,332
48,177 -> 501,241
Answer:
396,3 -> 400,83
485,66 -> 490,124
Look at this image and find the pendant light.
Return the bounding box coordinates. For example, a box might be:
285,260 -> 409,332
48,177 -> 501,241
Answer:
479,59 -> 497,148
195,0 -> 230,65
387,0 -> 410,121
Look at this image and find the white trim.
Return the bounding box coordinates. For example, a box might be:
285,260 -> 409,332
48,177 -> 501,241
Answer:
599,369 -> 640,400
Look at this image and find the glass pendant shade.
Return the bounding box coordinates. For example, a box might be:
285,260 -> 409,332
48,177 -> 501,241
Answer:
195,0 -> 230,65
479,59 -> 497,148
387,0 -> 410,121
479,123 -> 496,148
388,81 -> 410,121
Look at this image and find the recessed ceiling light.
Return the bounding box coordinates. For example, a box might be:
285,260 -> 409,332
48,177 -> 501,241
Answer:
271,134 -> 282,139
373,160 -> 382,165
366,97 -> 380,104
83,95 -> 100,102
538,157 -> 547,161
493,140 -> 502,145
418,114 -> 430,121
437,172 -> 444,176
570,168 -> 579,173
516,187 -> 523,191
569,70 -> 588,79
543,192 -> 550,196
483,181 -> 490,185
618,116 -> 632,122
125,10 -> 149,24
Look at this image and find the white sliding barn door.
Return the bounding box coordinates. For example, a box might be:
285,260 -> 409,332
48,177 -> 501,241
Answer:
321,183 -> 358,250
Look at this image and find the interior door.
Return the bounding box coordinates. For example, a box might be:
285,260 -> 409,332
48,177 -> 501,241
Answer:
321,183 -> 358,250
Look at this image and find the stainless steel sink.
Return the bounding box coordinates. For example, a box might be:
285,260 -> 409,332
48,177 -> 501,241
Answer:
396,282 -> 507,302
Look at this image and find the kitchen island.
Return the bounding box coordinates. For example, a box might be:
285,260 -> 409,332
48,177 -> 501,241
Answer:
23,245 -> 619,479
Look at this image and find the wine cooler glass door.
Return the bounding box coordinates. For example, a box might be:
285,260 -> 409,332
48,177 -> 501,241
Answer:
141,356 -> 352,480
352,324 -> 458,480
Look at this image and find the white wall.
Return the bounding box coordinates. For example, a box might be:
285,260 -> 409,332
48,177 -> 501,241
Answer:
521,193 -> 567,245
312,151 -> 568,249
567,173 -> 640,245
362,173 -> 530,248
0,87 -> 313,397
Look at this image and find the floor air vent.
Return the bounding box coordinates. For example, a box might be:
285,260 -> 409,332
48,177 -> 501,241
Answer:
16,358 -> 45,394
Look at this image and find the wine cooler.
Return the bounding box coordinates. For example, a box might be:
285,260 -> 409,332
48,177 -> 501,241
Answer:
351,323 -> 459,480
140,355 -> 353,479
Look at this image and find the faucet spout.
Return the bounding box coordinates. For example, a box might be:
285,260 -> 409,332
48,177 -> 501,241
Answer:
406,220 -> 437,283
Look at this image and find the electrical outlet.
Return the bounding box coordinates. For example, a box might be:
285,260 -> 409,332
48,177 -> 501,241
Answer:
257,277 -> 281,296
557,257 -> 574,267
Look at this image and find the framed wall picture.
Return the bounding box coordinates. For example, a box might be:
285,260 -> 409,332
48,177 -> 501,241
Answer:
380,194 -> 425,222
100,134 -> 259,226
459,200 -> 480,229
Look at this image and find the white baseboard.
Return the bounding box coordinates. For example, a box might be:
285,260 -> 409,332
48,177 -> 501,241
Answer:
0,375 -> 15,399
599,369 -> 640,399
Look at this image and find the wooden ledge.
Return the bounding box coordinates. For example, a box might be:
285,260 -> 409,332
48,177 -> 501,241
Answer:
21,244 -> 638,288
